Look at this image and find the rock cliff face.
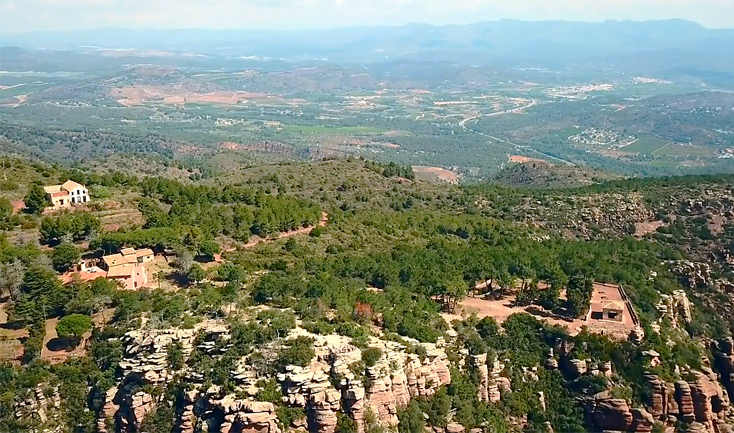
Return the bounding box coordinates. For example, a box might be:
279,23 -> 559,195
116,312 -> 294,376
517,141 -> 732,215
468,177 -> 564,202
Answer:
276,331 -> 452,433
583,362 -> 733,433
14,384 -> 62,430
471,353 -> 508,403
93,322 -> 734,433
640,370 -> 733,433
656,289 -> 693,326
586,393 -> 656,433
99,325 -> 454,433
715,338 -> 734,400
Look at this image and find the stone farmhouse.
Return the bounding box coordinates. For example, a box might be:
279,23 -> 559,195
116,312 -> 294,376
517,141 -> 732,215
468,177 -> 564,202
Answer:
43,180 -> 90,211
101,247 -> 154,290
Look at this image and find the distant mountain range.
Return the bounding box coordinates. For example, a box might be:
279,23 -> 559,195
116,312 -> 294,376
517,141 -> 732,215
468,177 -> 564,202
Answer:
2,20 -> 734,84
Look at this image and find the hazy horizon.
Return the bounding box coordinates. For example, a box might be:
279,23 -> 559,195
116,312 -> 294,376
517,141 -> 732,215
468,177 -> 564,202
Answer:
1,0 -> 733,33
0,17 -> 731,36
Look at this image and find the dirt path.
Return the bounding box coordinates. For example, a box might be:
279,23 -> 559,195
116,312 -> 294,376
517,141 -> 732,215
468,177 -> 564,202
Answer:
237,212 -> 329,250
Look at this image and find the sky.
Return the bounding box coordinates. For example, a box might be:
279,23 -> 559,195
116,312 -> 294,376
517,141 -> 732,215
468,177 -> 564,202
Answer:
1,0 -> 733,33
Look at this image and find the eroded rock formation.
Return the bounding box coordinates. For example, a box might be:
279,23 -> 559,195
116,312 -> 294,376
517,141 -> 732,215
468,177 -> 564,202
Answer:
471,353 -> 507,403
643,370 -> 733,433
656,289 -> 694,326
99,325 -> 454,433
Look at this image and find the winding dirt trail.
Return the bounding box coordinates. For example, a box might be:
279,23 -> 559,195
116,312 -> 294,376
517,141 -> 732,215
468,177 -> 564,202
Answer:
235,212 -> 329,250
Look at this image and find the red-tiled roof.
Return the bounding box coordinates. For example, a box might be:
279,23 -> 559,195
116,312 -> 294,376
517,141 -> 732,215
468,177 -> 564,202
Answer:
107,264 -> 136,278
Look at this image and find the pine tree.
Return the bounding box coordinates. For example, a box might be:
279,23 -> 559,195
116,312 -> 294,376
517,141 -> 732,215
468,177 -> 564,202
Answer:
24,184 -> 50,214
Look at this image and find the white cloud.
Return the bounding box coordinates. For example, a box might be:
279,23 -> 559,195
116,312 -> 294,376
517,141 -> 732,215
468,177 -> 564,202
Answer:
0,0 -> 732,32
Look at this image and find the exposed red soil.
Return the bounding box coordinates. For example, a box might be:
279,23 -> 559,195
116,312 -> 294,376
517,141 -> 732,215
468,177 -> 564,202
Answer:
634,220 -> 665,237
444,283 -> 637,340
111,85 -> 287,107
509,155 -> 549,164
412,166 -> 459,184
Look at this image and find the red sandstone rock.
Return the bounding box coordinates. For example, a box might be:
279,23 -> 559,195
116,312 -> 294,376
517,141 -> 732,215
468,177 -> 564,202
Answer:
675,381 -> 696,423
630,408 -> 655,433
591,398 -> 633,431
645,375 -> 667,419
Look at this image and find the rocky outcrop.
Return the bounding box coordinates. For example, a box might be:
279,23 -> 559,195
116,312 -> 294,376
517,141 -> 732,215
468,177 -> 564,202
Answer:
676,380 -> 696,422
589,396 -> 634,431
565,358 -> 588,378
471,353 -> 508,403
15,384 -> 62,427
116,391 -> 155,432
278,332 -> 452,432
545,348 -> 559,370
667,261 -> 712,289
645,374 -> 674,419
118,327 -> 198,384
715,338 -> 734,399
214,397 -> 281,433
656,289 -> 693,326
587,394 -> 659,433
96,387 -> 119,433
102,325 -> 455,433
644,370 -> 733,433
629,408 -> 655,433
689,370 -> 731,431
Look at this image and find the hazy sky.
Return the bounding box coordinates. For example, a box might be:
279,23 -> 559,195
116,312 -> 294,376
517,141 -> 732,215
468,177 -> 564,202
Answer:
1,0 -> 733,32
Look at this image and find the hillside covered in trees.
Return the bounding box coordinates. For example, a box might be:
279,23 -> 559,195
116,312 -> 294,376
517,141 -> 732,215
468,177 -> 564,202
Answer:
1,155 -> 734,433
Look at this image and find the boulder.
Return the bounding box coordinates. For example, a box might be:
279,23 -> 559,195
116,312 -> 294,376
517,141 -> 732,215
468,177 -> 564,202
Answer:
567,359 -> 588,378
445,422 -> 465,433
591,398 -> 633,431
630,408 -> 654,433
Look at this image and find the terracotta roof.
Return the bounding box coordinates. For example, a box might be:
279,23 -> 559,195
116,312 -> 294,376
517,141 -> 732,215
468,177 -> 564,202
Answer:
51,191 -> 69,198
107,264 -> 136,278
60,271 -> 106,285
61,180 -> 85,191
120,247 -> 136,256
43,185 -> 62,194
103,254 -> 138,267
136,248 -> 154,258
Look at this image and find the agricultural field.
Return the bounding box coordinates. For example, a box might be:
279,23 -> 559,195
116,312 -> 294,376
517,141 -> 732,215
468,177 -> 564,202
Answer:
1,51 -> 732,181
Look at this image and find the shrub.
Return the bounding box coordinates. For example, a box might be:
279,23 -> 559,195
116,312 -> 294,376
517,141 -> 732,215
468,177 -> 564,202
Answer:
277,336 -> 315,368
217,262 -> 246,283
336,413 -> 358,433
361,347 -> 382,368
398,401 -> 425,433
256,379 -> 283,403
187,264 -> 206,284
166,342 -> 184,370
276,406 -> 305,430
0,198 -> 11,221
198,239 -> 220,261
566,275 -> 593,318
